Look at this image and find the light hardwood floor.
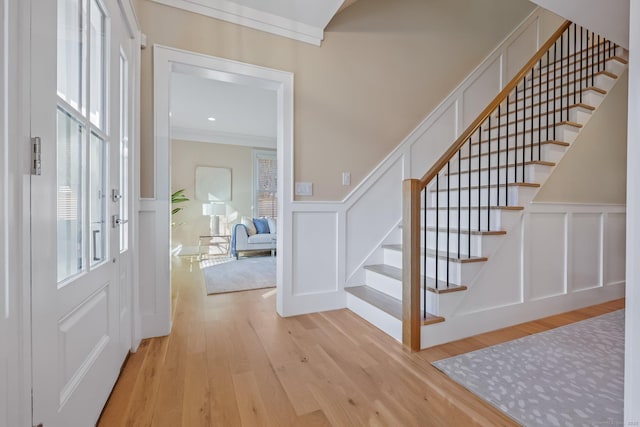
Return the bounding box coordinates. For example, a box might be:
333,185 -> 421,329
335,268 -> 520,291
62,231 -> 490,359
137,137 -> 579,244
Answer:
98,256 -> 624,426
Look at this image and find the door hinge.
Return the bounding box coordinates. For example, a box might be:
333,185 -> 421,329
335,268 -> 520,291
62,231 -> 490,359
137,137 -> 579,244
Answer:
31,137 -> 42,176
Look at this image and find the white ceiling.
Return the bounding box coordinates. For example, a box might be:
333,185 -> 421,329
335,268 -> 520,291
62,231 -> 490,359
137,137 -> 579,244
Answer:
151,0 -> 345,45
170,72 -> 277,149
528,0 -> 629,48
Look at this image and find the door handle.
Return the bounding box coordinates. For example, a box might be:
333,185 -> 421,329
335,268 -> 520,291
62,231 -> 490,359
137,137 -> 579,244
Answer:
112,215 -> 129,228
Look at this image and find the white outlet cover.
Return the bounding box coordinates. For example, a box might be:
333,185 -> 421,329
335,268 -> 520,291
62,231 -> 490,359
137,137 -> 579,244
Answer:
295,182 -> 313,196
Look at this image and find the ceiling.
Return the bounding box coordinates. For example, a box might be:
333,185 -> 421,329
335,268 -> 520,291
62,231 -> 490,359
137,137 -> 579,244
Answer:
151,0 -> 347,45
527,0 -> 629,48
170,72 -> 277,149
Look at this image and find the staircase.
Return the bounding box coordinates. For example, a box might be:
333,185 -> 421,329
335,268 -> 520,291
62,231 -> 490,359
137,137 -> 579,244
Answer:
345,21 -> 628,350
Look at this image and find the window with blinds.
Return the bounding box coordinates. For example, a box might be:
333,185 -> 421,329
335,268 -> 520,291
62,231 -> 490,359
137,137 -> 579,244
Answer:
254,150 -> 277,218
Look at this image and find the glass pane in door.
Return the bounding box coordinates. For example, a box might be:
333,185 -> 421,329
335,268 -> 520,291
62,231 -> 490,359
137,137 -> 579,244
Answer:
119,54 -> 129,252
90,132 -> 106,265
89,0 -> 106,129
57,0 -> 85,113
57,108 -> 85,283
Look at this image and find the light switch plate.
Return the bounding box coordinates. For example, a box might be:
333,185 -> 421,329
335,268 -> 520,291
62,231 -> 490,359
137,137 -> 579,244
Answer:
295,182 -> 313,196
342,172 -> 351,186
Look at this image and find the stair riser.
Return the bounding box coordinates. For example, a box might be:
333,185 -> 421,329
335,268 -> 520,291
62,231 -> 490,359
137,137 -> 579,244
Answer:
383,247 -> 403,270
495,105 -> 592,126
425,257 -> 485,286
364,269 -> 403,300
427,186 -> 538,207
425,208 -> 521,231
449,143 -> 567,169
514,73 -> 615,99
421,233 -> 503,259
346,294 -> 402,342
424,289 -> 467,318
482,123 -> 579,143
445,164 -> 551,188
508,89 -> 605,111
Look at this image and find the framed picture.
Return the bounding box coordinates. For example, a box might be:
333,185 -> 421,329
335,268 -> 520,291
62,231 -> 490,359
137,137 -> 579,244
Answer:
195,166 -> 231,201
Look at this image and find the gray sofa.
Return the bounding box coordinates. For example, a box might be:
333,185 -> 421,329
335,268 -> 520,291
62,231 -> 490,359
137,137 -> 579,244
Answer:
231,217 -> 277,259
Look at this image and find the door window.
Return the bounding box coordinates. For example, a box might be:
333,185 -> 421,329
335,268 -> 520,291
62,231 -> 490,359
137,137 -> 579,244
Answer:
56,0 -> 109,283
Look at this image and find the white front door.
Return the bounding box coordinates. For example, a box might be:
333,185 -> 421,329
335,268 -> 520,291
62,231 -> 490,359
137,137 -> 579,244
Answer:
30,0 -> 134,425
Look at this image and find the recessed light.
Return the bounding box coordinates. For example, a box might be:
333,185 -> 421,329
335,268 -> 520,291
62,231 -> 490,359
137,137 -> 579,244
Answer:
207,117 -> 216,121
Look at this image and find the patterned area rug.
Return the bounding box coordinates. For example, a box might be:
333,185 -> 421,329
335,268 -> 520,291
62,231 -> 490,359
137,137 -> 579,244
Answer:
432,310 -> 624,426
201,255 -> 276,295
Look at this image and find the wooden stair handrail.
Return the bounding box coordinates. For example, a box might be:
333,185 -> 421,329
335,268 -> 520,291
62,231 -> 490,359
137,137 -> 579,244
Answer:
419,20 -> 572,189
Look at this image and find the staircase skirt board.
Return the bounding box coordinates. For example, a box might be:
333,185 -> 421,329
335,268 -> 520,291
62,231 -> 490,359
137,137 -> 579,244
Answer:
344,20 -> 628,349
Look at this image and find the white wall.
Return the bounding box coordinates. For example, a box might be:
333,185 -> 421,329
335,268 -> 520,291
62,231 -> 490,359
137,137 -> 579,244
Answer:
625,1 -> 640,423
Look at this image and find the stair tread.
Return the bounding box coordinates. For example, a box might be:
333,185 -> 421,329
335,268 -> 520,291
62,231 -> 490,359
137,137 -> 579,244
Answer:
346,285 -> 445,325
429,182 -> 540,192
346,285 -> 403,319
364,264 -> 472,290
381,245 -> 488,263
445,160 -> 555,176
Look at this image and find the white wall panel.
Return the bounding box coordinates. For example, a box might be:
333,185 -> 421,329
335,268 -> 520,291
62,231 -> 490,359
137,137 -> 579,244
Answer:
506,20 -> 538,80
456,218 -> 523,316
58,286 -> 110,401
293,212 -> 338,295
527,213 -> 567,300
346,160 -> 402,278
461,59 -> 501,130
410,104 -> 456,179
139,211 -> 157,315
605,212 -> 626,285
571,213 -> 602,291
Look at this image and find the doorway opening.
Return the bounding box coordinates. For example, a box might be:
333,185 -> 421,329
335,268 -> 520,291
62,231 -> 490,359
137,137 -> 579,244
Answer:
149,46 -> 292,335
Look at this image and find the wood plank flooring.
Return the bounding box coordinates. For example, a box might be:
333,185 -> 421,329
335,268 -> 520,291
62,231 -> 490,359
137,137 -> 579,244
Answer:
98,256 -> 624,426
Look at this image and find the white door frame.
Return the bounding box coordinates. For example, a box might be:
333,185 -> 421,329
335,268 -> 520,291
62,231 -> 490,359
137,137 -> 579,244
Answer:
145,46 -> 293,337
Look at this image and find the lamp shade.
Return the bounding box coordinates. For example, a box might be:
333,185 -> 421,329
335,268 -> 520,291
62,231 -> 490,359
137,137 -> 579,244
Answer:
202,202 -> 225,216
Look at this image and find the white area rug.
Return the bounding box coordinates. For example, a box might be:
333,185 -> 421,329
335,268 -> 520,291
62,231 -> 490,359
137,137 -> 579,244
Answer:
201,255 -> 276,295
432,310 -> 624,426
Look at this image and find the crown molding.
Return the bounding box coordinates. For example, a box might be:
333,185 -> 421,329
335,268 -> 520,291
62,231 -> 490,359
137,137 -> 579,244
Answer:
151,0 -> 324,46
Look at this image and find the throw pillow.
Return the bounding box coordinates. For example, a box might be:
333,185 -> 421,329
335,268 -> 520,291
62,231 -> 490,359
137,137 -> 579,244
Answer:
241,216 -> 257,235
267,217 -> 276,234
253,217 -> 270,234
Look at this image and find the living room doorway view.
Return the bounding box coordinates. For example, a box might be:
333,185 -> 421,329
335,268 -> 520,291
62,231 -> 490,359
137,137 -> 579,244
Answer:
169,69 -> 278,297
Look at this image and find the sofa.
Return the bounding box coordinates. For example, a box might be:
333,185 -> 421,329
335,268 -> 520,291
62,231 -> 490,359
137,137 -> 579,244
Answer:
231,216 -> 277,259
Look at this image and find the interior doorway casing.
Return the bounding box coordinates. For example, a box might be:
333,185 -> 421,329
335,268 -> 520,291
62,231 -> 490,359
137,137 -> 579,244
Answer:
147,46 -> 292,337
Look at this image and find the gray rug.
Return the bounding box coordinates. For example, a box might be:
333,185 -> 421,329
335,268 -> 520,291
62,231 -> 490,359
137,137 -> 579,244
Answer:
432,310 -> 624,426
201,255 -> 276,295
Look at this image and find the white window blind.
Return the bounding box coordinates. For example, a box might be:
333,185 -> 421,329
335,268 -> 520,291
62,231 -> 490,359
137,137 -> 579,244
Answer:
254,151 -> 277,218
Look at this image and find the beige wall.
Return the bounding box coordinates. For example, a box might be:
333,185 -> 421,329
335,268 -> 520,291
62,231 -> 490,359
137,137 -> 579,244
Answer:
534,72 -> 628,204
135,0 -> 536,200
171,139 -> 259,246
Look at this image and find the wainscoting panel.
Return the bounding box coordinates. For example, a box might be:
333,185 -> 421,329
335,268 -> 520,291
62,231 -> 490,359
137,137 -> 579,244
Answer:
409,104 -> 456,179
138,200 -> 171,338
506,18 -> 539,78
605,212 -> 626,285
345,159 -> 403,280
527,213 -> 567,300
58,285 -> 110,406
461,58 -> 501,130
571,213 -> 603,291
292,212 -> 338,296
